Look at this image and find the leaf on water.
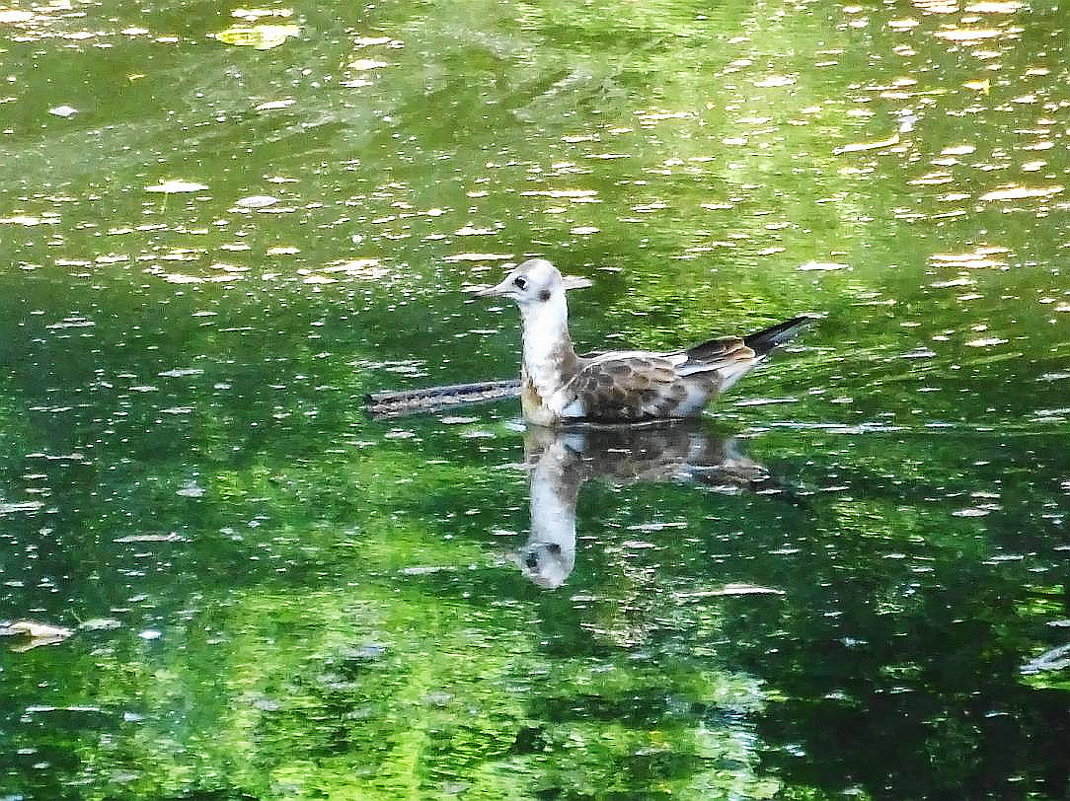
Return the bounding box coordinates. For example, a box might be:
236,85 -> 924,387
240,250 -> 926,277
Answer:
735,397 -> 799,407
910,172 -> 954,186
234,194 -> 280,208
520,189 -> 599,199
715,583 -> 786,596
349,58 -> 388,70
952,507 -> 991,517
1021,643 -> 1070,674
965,1 -> 1023,11
753,74 -> 796,88
0,215 -> 59,226
979,184 -> 1063,201
78,618 -> 122,631
354,35 -> 396,47
0,500 -> 44,513
145,179 -> 209,194
442,253 -> 514,262
929,246 -> 1009,268
231,7 -> 294,21
214,23 -> 300,50
254,99 -> 295,111
677,584 -> 785,598
933,27 -> 1003,41
324,258 -> 387,279
0,9 -> 35,23
158,368 -> 204,377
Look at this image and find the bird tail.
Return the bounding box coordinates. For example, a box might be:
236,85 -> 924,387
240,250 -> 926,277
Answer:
743,314 -> 822,357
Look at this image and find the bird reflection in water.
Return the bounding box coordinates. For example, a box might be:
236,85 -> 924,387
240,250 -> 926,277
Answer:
517,423 -> 771,589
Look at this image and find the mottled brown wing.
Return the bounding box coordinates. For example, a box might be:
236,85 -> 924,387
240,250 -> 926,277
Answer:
569,355 -> 697,422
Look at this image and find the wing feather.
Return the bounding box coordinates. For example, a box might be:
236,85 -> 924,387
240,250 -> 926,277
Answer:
668,336 -> 757,376
566,355 -> 703,421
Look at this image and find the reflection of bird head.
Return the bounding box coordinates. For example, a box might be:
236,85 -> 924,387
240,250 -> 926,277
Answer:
515,424 -> 776,589
518,540 -> 575,589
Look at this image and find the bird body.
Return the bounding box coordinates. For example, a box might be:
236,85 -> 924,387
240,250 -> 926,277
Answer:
475,258 -> 817,427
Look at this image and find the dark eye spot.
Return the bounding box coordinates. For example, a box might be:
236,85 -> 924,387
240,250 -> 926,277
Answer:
538,289 -> 551,302
513,276 -> 527,290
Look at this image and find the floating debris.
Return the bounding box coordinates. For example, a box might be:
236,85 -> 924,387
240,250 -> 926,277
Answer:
145,179 -> 209,194
0,9 -> 35,22
366,379 -> 521,418
933,27 -> 1003,42
952,507 -> 992,517
214,23 -> 300,50
677,584 -> 785,599
930,247 -> 1009,269
349,58 -> 388,70
0,500 -> 44,514
255,99 -> 296,111
753,74 -> 796,88
114,532 -> 187,542
442,253 -> 514,263
1021,643 -> 1070,675
79,618 -> 122,631
234,194 -> 281,208
231,7 -> 294,21
1,621 -> 74,651
979,185 -> 1063,202
0,215 -> 60,226
158,368 -> 204,378
834,133 -> 901,155
798,261 -> 849,271
966,0 -> 1024,10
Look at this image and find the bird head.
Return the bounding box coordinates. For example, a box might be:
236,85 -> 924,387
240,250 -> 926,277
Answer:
471,258 -> 592,306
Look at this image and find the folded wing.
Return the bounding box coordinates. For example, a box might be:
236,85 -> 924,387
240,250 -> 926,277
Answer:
565,344 -> 754,421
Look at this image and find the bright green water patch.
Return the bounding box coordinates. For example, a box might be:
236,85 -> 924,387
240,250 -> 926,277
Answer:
1,0 -> 1068,798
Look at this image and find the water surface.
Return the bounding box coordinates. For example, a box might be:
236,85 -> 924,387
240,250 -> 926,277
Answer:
1,0 -> 1068,798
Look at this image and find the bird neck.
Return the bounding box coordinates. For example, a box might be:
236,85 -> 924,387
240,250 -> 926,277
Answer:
519,293 -> 580,396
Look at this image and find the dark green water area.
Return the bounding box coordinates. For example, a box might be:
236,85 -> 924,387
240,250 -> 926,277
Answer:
1,0 -> 1068,798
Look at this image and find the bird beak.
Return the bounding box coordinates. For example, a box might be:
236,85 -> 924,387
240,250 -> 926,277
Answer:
470,275 -> 513,298
468,262 -> 518,298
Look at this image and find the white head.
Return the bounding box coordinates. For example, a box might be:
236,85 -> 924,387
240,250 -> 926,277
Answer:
473,258 -> 592,308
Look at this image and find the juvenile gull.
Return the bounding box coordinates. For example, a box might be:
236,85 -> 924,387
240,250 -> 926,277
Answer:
474,258 -> 818,427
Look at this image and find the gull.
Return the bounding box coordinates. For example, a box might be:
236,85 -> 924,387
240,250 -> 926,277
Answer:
473,258 -> 819,427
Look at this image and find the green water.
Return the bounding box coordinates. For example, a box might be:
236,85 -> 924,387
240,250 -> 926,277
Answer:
1,0 -> 1068,798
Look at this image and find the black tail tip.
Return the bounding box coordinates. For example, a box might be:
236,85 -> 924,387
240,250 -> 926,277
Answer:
744,313 -> 823,355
